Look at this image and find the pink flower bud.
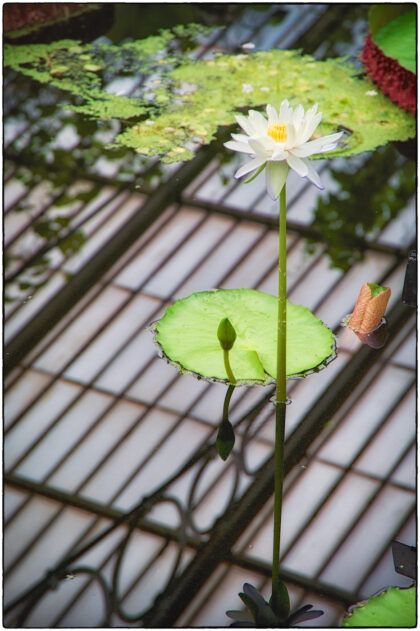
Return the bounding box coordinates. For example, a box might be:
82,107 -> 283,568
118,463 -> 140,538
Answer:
348,283 -> 391,334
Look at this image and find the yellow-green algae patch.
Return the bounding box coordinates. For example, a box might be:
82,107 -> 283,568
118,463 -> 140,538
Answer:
122,50 -> 415,162
5,37 -> 415,163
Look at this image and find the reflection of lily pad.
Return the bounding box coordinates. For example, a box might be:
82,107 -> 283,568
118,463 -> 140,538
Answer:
342,585 -> 416,627
153,289 -> 335,385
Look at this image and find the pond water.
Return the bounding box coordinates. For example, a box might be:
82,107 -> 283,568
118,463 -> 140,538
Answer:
4,4 -> 416,628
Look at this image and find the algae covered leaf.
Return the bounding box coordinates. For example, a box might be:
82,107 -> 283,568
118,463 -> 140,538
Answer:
153,289 -> 335,385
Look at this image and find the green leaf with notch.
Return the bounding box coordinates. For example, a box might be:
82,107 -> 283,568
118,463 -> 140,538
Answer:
152,289 -> 335,385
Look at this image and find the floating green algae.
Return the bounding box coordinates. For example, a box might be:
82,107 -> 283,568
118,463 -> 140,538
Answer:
123,50 -> 415,162
5,32 -> 415,163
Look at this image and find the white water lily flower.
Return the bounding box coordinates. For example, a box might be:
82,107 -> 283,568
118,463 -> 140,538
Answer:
224,100 -> 343,200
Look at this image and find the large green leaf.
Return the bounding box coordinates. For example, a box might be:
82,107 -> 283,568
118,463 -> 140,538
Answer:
368,5 -> 411,37
373,8 -> 416,74
342,586 -> 416,628
153,289 -> 335,385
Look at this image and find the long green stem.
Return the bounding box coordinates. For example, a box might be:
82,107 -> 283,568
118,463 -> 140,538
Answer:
223,349 -> 236,384
272,184 -> 287,597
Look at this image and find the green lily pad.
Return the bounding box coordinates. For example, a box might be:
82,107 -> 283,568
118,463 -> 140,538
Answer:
373,8 -> 416,74
342,585 -> 416,627
368,5 -> 410,37
152,289 -> 335,385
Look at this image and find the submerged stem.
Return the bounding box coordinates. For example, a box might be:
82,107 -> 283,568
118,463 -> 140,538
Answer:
272,184 -> 287,599
223,384 -> 235,420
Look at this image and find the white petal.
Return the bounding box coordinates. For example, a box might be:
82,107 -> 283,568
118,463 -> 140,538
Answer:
224,140 -> 255,154
291,140 -> 324,158
250,134 -> 277,152
248,138 -> 271,158
304,103 -> 319,122
303,158 -> 324,190
266,161 -> 289,200
291,132 -> 343,157
231,132 -> 252,143
301,111 -> 322,143
286,152 -> 308,177
271,145 -> 287,160
279,99 -> 291,121
285,122 -> 297,149
321,142 -> 338,153
292,104 -> 304,128
235,156 -> 266,179
266,104 -> 278,125
303,104 -> 320,125
235,114 -> 254,136
321,131 -> 343,145
248,110 -> 268,135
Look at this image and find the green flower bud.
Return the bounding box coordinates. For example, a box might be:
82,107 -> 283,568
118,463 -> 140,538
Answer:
217,317 -> 237,351
216,418 -> 235,461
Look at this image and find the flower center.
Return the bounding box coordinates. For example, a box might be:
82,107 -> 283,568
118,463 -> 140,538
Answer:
267,122 -> 287,142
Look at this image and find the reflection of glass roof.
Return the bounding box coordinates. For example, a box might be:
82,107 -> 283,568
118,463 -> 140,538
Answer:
4,4 -> 416,627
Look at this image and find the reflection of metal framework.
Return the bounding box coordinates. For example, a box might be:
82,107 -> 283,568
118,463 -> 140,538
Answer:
4,4 -> 416,627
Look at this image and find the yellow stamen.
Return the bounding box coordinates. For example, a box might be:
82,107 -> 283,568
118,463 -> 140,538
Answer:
267,122 -> 287,142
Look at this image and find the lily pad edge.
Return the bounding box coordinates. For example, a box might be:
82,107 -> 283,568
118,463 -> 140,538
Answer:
148,318 -> 337,388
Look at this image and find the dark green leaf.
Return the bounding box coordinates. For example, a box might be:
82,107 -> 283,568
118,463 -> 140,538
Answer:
270,580 -> 290,621
373,9 -> 416,73
239,592 -> 259,620
368,5 -> 410,36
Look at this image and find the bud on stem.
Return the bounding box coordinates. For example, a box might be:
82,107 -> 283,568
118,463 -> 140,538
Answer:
217,317 -> 237,350
217,318 -> 237,384
216,417 -> 235,461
